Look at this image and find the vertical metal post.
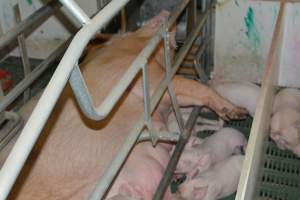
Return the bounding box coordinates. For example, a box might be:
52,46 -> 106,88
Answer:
0,21 -> 3,38
14,4 -> 31,103
97,0 -> 103,10
200,0 -> 207,75
153,107 -> 201,200
194,37 -> 210,83
208,0 -> 216,76
163,20 -> 185,134
0,1 -> 62,51
187,0 -> 197,34
0,83 -> 5,125
120,8 -> 126,33
142,62 -> 157,145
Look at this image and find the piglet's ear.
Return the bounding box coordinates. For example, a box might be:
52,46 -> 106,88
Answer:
186,136 -> 203,149
193,186 -> 208,199
270,131 -> 280,140
145,10 -> 170,29
293,145 -> 300,157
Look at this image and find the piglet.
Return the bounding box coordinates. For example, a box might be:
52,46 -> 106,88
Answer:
178,155 -> 244,200
210,81 -> 261,117
175,128 -> 247,179
271,88 -> 300,156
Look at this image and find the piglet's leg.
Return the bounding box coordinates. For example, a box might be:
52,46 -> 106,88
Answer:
162,76 -> 248,120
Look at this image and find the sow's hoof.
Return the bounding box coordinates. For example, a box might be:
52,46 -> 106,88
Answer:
220,107 -> 249,121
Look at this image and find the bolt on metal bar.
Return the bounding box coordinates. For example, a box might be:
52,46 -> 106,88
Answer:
0,1 -> 61,50
90,8 -> 209,199
0,39 -> 71,113
59,0 -> 91,25
14,4 -> 32,103
153,106 -> 201,200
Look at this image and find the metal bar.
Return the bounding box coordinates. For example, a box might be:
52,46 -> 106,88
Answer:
14,4 -> 32,103
120,8 -> 126,33
194,37 -> 211,83
58,0 -> 91,25
69,0 -> 190,121
153,106 -> 201,200
142,62 -> 158,144
97,0 -> 111,9
0,81 -> 5,125
0,1 -> 61,50
138,130 -> 179,143
0,39 -> 70,113
208,0 -> 216,75
162,21 -> 184,134
90,10 -> 209,199
0,1 -> 139,198
187,0 -> 197,33
200,0 -> 207,72
0,112 -> 23,152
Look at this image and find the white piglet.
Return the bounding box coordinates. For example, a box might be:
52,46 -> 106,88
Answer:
271,88 -> 300,156
178,155 -> 244,200
175,128 -> 247,179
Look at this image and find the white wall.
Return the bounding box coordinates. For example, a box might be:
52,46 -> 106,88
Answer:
214,0 -> 300,88
0,0 -> 98,59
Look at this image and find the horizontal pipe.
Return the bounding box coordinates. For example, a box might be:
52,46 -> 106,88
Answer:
0,0 -> 131,198
89,7 -> 209,199
153,106 -> 200,200
59,0 -> 91,25
138,130 -> 179,143
0,1 -> 61,50
0,39 -> 71,113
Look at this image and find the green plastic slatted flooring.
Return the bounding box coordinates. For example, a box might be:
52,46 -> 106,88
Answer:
171,114 -> 300,200
256,137 -> 300,200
